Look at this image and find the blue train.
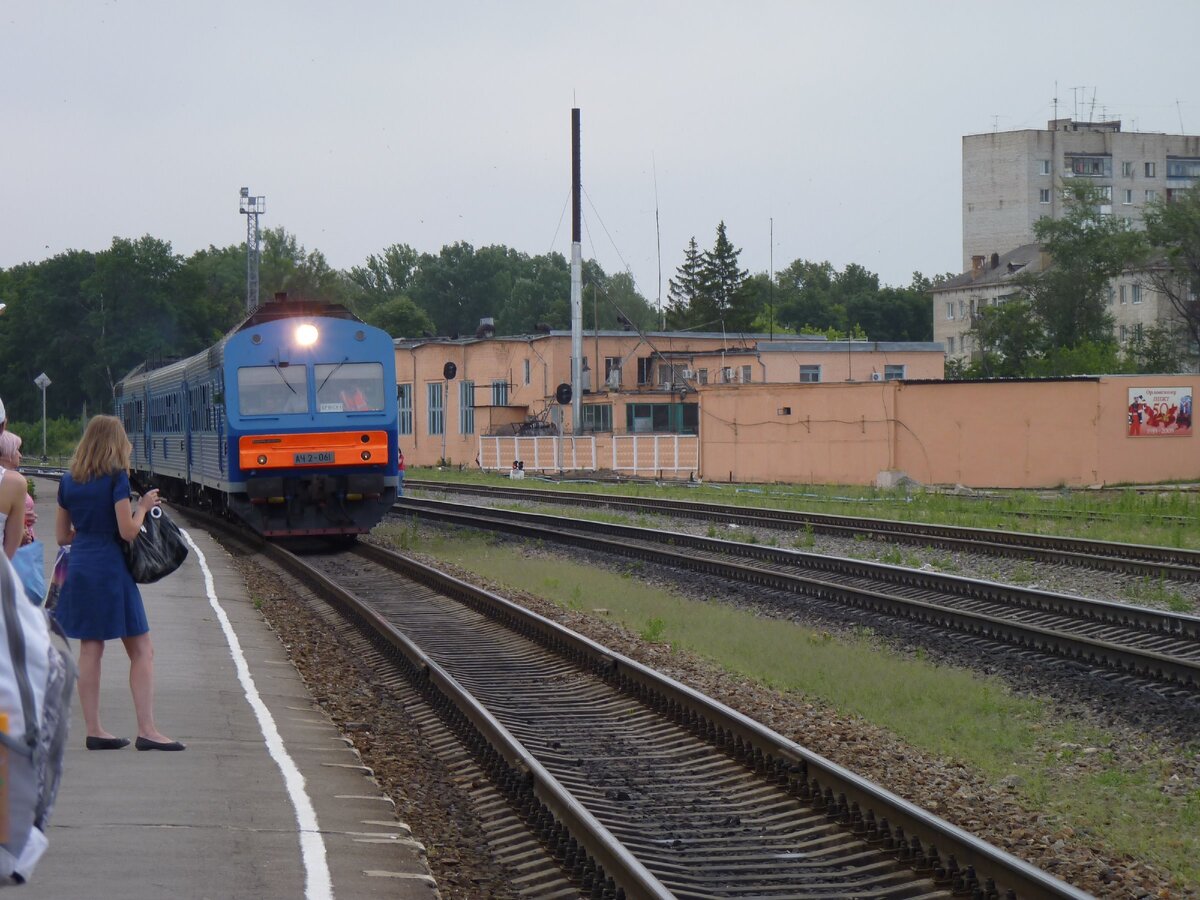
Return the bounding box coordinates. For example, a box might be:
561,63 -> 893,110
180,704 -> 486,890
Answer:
114,294 -> 399,537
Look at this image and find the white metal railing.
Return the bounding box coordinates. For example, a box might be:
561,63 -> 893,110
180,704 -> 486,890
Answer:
611,434 -> 698,474
478,433 -> 699,476
478,436 -> 597,472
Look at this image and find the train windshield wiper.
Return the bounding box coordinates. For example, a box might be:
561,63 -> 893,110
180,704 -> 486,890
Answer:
273,362 -> 297,393
317,357 -> 348,393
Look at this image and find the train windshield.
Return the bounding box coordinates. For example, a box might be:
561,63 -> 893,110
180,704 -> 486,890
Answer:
316,361 -> 386,412
237,365 -> 310,415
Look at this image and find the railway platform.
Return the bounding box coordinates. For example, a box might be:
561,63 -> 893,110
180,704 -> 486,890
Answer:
19,478 -> 440,900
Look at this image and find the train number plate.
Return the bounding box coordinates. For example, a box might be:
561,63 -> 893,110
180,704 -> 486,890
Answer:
293,451 -> 335,465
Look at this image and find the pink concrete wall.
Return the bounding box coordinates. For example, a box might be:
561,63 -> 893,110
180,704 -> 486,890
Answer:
701,377 -> 1199,488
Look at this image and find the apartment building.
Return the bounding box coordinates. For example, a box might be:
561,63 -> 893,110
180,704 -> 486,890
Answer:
942,119 -> 1199,368
962,118 -> 1200,268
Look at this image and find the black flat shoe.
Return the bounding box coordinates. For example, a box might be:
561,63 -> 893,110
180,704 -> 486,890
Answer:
135,736 -> 186,752
85,736 -> 130,751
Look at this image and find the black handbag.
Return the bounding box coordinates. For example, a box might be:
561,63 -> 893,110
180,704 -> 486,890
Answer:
123,506 -> 189,584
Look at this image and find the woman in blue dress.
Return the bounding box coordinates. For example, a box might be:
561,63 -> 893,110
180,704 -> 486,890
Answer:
55,415 -> 184,751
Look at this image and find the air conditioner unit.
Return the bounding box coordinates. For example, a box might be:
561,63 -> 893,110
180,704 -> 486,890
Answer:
680,368 -> 694,380
871,372 -> 883,382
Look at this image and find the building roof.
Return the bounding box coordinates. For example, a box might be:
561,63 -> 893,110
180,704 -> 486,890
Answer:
931,243 -> 1046,293
758,340 -> 945,354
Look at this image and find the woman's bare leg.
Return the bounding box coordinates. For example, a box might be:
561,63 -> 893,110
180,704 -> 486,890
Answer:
123,633 -> 173,743
77,639 -> 114,738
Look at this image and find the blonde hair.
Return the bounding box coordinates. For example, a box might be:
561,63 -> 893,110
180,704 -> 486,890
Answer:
70,415 -> 132,483
0,430 -> 20,467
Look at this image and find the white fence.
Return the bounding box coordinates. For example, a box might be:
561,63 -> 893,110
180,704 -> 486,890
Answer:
478,436 -> 598,472
610,434 -> 698,474
478,434 -> 699,477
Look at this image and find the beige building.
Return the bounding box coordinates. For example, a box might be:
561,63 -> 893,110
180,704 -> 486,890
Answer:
963,118 -> 1200,268
941,119 -> 1199,368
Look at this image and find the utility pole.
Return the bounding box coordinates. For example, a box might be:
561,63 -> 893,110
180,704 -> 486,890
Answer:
239,187 -> 265,312
570,108 -> 583,433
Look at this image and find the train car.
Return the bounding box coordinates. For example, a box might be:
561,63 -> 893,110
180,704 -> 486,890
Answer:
114,294 -> 399,537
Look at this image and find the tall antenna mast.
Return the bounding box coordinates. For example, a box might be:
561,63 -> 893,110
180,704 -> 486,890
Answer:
769,217 -> 774,340
653,154 -> 663,330
239,187 -> 265,312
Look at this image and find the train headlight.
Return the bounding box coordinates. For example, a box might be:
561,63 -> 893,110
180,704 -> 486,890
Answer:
295,323 -> 319,346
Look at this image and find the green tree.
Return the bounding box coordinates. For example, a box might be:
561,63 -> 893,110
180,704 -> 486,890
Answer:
259,228 -> 350,303
701,221 -> 751,328
665,237 -> 707,329
1021,183 -> 1146,349
347,244 -> 420,320
1125,322 -> 1187,373
1142,182 -> 1200,360
364,295 -> 436,339
967,297 -> 1044,377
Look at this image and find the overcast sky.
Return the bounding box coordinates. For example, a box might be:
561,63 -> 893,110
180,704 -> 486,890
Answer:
3,1 -> 1197,310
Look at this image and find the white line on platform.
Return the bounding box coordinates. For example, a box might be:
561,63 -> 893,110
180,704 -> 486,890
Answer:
181,529 -> 334,900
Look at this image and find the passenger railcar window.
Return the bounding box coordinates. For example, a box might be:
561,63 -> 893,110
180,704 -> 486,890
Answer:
315,362 -> 385,412
237,365 -> 310,415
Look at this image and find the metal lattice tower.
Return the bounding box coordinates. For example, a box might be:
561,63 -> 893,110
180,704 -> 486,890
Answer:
239,187 -> 265,312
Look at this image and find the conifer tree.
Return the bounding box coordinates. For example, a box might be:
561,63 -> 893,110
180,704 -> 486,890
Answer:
666,237 -> 706,328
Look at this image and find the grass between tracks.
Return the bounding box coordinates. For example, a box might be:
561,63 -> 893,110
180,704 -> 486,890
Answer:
374,521 -> 1200,888
408,467 -> 1200,551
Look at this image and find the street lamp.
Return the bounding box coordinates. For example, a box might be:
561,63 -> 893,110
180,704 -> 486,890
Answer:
34,372 -> 51,461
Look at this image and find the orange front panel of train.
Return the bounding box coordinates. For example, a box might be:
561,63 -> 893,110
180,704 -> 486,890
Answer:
238,431 -> 389,470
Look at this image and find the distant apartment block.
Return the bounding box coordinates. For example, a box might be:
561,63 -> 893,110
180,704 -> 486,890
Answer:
962,118 -> 1200,269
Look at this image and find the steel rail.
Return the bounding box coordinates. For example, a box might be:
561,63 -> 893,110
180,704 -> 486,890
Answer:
190,511 -> 674,900
346,542 -> 1089,899
175,503 -> 1089,897
395,497 -> 1200,691
405,478 -> 1200,581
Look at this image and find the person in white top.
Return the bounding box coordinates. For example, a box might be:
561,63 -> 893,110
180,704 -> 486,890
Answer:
0,397 -> 31,559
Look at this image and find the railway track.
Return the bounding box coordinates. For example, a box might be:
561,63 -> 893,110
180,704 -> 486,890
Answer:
214,514 -> 1087,899
405,479 -> 1200,582
394,496 -> 1200,695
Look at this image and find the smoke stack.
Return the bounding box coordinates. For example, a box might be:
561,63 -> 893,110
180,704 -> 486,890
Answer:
971,255 -> 985,277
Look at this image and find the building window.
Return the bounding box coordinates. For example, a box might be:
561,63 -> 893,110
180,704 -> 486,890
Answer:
1107,285 -> 1115,305
579,403 -> 612,433
741,365 -> 752,384
1039,188 -> 1051,204
603,357 -> 622,388
721,366 -> 733,384
1123,189 -> 1133,205
697,368 -> 708,385
491,379 -> 508,406
883,365 -> 906,381
799,365 -> 821,383
397,383 -> 413,435
637,357 -> 653,385
1099,185 -> 1113,201
1132,284 -> 1142,304
427,382 -> 444,436
958,300 -> 965,318
523,359 -> 531,385
1121,161 -> 1133,177
947,337 -> 955,354
458,381 -> 474,434
1039,159 -> 1051,175
625,403 -> 697,435
1124,216 -> 1133,228
1068,155 -> 1111,176
1119,285 -> 1127,304
946,302 -> 955,320
1145,162 -> 1156,177
1119,324 -> 1128,342
1146,189 -> 1157,202
1166,159 -> 1200,178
